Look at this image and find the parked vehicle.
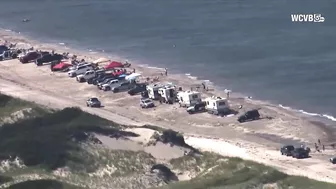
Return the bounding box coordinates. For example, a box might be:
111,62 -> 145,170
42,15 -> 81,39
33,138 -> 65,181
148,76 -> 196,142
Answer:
93,75 -> 115,85
330,157 -> 336,164
76,70 -> 97,82
128,84 -> 147,96
68,64 -> 93,77
280,145 -> 295,156
19,51 -> 42,63
0,51 -> 11,61
140,98 -> 155,108
35,53 -> 64,66
0,45 -> 9,54
292,147 -> 310,159
51,61 -> 72,72
98,78 -> 117,89
88,73 -> 108,84
101,79 -> 120,91
86,97 -> 101,107
111,81 -> 135,93
186,101 -> 206,114
238,109 -> 260,123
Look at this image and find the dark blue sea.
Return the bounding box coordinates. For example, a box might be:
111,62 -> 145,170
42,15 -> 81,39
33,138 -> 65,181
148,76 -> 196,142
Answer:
1,0 -> 336,122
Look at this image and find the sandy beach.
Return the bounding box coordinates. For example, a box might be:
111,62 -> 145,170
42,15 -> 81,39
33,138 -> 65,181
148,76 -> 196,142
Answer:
1,29 -> 336,183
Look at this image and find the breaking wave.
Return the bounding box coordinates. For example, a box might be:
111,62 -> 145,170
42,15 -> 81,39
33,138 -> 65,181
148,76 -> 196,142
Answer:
279,104 -> 336,122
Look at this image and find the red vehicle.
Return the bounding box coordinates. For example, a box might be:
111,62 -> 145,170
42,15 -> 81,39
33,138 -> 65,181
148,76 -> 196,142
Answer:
51,62 -> 72,72
19,52 -> 41,63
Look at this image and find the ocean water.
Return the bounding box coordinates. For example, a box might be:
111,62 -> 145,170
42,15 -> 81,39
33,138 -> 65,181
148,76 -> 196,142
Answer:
0,0 -> 336,122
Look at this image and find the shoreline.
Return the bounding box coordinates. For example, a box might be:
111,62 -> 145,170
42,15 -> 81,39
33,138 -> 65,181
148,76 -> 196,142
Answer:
2,28 -> 336,183
2,27 -> 336,126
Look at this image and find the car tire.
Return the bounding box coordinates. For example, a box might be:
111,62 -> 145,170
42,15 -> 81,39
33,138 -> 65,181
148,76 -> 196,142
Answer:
113,88 -> 119,93
104,87 -> 110,91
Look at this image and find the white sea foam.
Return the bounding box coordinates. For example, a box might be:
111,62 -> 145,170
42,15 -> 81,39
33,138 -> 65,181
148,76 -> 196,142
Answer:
278,104 -> 336,122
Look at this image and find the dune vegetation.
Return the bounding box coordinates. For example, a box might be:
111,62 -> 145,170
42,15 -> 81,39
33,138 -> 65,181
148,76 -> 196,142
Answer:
1,93 -> 336,189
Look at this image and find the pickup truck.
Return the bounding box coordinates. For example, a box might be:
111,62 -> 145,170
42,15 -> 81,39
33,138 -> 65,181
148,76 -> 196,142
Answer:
101,79 -> 120,91
76,70 -> 104,82
280,145 -> 295,156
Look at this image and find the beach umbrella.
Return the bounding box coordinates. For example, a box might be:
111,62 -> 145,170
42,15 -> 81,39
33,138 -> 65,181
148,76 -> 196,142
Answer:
93,57 -> 110,64
126,73 -> 141,80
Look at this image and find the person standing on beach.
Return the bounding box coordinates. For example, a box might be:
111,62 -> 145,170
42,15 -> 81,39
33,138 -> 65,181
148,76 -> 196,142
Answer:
165,68 -> 168,76
133,68 -> 136,73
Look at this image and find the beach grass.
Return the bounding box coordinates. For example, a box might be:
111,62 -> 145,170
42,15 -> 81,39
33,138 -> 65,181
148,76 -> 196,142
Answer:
157,152 -> 336,189
6,179 -> 85,189
0,93 -> 50,123
0,95 -> 138,171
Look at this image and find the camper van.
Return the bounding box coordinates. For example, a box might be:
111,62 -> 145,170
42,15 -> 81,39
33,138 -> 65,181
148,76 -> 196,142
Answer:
158,86 -> 176,104
147,83 -> 164,100
205,96 -> 230,116
177,91 -> 202,107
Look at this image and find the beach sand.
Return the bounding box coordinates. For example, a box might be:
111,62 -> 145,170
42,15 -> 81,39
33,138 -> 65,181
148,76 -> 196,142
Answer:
1,29 -> 336,183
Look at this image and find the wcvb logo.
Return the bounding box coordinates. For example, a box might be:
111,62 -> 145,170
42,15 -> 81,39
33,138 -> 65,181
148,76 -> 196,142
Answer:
291,14 -> 325,23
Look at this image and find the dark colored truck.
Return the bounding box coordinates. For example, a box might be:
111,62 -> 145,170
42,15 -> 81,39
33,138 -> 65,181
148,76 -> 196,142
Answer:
292,147 -> 310,159
128,84 -> 147,96
238,109 -> 260,123
280,145 -> 295,156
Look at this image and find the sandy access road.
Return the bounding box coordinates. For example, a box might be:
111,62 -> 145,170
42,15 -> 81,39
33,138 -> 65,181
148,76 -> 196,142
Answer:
1,32 -> 336,183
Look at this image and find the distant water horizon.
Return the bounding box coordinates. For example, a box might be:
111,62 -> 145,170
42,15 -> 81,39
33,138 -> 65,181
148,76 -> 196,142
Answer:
0,0 -> 336,123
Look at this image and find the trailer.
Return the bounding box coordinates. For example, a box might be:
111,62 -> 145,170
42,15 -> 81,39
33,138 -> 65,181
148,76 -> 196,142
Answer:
147,83 -> 164,100
158,85 -> 176,104
205,96 -> 230,116
177,91 -> 202,107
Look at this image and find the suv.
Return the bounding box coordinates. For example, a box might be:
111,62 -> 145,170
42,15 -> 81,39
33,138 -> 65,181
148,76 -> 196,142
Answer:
99,79 -> 119,90
86,97 -> 101,107
140,98 -> 154,108
35,53 -> 63,66
19,51 -> 42,63
111,81 -> 134,93
238,109 -> 260,123
68,64 -> 93,77
292,147 -> 310,159
76,70 -> 97,82
280,145 -> 295,156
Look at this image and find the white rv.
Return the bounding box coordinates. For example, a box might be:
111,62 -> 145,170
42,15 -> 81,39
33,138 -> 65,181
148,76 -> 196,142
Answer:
177,91 -> 202,107
147,83 -> 165,100
205,96 -> 230,115
158,85 -> 176,103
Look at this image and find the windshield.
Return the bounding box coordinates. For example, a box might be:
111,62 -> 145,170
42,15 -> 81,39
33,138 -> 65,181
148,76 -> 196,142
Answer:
91,98 -> 99,101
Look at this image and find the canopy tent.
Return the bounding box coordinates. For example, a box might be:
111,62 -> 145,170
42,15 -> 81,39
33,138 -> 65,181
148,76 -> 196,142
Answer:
104,61 -> 123,70
93,57 -> 110,64
126,73 -> 141,80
